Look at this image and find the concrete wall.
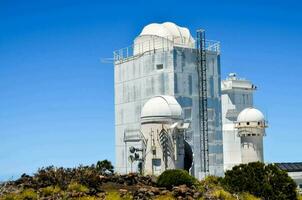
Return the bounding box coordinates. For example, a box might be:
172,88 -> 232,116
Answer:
114,46 -> 223,178
241,136 -> 264,163
114,49 -> 174,174
173,47 -> 223,178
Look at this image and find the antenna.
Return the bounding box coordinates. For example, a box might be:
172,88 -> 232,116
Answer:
100,57 -> 114,64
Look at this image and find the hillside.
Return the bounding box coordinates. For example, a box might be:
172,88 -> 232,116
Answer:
0,161 -> 300,200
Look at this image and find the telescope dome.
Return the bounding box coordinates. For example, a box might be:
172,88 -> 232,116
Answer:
133,22 -> 195,55
237,107 -> 265,122
141,95 -> 182,123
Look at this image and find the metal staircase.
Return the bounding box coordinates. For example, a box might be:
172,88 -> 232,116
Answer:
196,29 -> 209,176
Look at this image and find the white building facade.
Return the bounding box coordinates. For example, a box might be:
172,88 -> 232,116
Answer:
221,73 -> 257,171
114,22 -> 224,179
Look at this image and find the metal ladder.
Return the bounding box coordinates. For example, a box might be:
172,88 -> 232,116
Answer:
196,29 -> 209,176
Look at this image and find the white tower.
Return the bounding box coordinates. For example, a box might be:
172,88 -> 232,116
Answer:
221,73 -> 256,170
140,95 -> 191,176
235,108 -> 267,163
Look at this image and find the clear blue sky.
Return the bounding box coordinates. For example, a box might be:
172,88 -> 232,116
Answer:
0,0 -> 301,180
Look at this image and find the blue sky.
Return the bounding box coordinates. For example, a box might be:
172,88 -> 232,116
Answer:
0,0 -> 301,180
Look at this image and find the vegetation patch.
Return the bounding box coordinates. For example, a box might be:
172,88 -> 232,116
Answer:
157,169 -> 197,189
0,160 -> 300,200
222,162 -> 298,200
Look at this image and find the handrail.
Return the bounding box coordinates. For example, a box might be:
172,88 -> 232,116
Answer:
113,36 -> 220,63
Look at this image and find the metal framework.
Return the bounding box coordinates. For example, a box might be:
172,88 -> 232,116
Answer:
196,29 -> 209,175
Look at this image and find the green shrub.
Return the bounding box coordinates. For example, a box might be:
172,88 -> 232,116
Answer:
222,162 -> 298,200
202,175 -> 223,189
40,185 -> 61,196
157,169 -> 197,189
67,182 -> 89,193
239,192 -> 260,200
19,189 -> 38,200
0,194 -> 17,200
96,160 -> 114,174
212,189 -> 236,200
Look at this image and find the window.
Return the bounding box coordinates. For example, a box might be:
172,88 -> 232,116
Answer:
247,122 -> 250,125
152,159 -> 161,175
174,73 -> 178,93
156,64 -> 163,70
188,75 -> 192,95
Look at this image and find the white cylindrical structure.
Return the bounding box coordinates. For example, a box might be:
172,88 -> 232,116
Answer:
240,136 -> 264,163
140,95 -> 186,176
235,108 -> 267,163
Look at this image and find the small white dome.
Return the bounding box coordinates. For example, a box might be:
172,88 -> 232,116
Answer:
237,108 -> 265,122
141,95 -> 182,123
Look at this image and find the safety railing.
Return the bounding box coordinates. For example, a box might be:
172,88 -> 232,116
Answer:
113,36 -> 220,62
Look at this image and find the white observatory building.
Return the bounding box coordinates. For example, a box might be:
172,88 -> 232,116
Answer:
114,22 -> 223,179
221,73 -> 268,170
236,108 -> 267,163
114,22 -> 268,178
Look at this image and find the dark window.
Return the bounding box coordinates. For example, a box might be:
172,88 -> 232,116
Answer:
188,75 -> 192,95
156,64 -> 163,70
247,122 -> 250,125
174,73 -> 178,93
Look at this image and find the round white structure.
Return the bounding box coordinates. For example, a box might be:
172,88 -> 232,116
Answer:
237,108 -> 265,124
134,22 -> 195,55
235,107 -> 267,163
140,95 -> 187,176
141,95 -> 182,124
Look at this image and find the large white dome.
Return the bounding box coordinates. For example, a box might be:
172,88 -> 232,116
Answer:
141,95 -> 182,123
139,22 -> 194,44
133,22 -> 195,55
237,107 -> 265,122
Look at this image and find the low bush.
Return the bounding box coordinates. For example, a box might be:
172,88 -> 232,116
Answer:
67,182 -> 89,193
1,189 -> 38,200
222,162 -> 298,200
40,185 -> 62,196
212,189 -> 236,200
157,169 -> 197,189
239,192 -> 261,200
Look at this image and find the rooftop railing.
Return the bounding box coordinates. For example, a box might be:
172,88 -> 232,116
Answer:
113,36 -> 220,63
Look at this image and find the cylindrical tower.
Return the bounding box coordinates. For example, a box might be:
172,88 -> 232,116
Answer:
140,95 -> 191,176
235,108 -> 268,163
